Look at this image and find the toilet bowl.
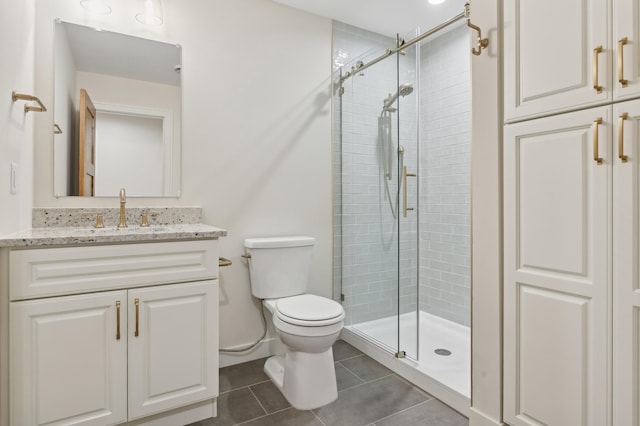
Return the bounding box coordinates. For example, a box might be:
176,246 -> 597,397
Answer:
262,295 -> 344,409
244,236 -> 345,410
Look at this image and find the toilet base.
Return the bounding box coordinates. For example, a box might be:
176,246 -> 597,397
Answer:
263,347 -> 338,410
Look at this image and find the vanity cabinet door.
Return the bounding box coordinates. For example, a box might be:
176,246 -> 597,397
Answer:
10,291 -> 127,426
127,280 -> 218,420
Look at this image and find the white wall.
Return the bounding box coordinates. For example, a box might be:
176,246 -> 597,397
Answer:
94,112 -> 164,196
74,71 -> 181,196
0,2 -> 35,424
33,0 -> 333,356
0,0 -> 35,236
469,0 -> 503,424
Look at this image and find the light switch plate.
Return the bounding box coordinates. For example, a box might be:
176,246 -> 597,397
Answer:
10,162 -> 17,194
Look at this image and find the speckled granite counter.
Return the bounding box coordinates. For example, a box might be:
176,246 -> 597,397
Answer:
0,207 -> 226,247
0,223 -> 227,248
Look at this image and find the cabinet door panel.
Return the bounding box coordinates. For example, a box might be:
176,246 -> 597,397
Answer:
128,280 -> 218,420
10,291 -> 127,426
504,107 -> 611,425
504,0 -> 610,122
614,0 -> 640,100
613,100 -> 640,425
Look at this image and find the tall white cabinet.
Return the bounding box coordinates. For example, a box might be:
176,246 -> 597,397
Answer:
503,107 -> 612,425
504,1 -> 640,425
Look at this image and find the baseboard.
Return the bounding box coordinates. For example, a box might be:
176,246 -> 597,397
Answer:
219,337 -> 280,368
468,407 -> 505,426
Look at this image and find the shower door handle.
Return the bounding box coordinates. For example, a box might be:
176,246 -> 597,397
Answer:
403,166 -> 416,218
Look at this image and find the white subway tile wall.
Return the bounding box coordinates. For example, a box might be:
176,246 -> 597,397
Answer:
332,22 -> 470,328
419,24 -> 470,326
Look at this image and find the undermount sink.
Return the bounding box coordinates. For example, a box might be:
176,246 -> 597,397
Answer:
70,226 -> 168,237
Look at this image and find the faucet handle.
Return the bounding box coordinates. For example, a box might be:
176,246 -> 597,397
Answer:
82,212 -> 105,228
140,211 -> 160,227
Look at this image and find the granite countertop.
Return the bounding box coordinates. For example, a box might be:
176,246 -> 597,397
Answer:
0,224 -> 227,248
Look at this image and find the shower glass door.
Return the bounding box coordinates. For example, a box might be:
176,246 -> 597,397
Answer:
338,36 -> 419,361
396,31 -> 419,361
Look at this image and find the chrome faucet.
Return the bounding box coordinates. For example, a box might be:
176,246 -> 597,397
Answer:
118,188 -> 128,228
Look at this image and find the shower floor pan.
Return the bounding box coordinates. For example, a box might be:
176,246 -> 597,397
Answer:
342,311 -> 470,416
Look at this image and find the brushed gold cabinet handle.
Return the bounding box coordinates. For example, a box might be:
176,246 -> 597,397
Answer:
134,298 -> 140,337
402,166 -> 416,218
593,117 -> 604,165
619,113 -> 629,162
593,46 -> 603,93
116,301 -> 121,340
618,38 -> 629,87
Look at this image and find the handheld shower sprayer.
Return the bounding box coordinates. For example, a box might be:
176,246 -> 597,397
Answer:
382,83 -> 414,111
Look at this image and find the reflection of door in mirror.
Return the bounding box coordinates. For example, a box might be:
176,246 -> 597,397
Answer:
53,21 -> 182,198
78,88 -> 96,196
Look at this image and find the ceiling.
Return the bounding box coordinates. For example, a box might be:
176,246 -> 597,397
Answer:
62,21 -> 181,87
272,0 -> 467,37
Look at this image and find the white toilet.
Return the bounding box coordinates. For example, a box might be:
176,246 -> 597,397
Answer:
244,236 -> 345,410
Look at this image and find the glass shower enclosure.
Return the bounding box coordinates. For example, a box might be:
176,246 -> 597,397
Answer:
336,32 -> 420,361
333,19 -> 471,405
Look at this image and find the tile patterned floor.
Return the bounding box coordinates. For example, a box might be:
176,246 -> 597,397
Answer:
189,340 -> 468,426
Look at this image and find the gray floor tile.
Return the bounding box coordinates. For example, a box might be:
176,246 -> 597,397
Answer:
219,358 -> 270,393
335,362 -> 364,391
373,399 -> 468,426
313,375 -> 429,426
195,388 -> 266,426
339,354 -> 393,382
250,380 -> 290,413
239,408 -> 324,426
332,339 -> 363,361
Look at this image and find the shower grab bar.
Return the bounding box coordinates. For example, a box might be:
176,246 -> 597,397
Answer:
340,5 -> 469,83
403,166 -> 416,218
12,91 -> 47,113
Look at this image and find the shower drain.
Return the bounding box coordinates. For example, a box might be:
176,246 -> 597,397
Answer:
434,348 -> 452,356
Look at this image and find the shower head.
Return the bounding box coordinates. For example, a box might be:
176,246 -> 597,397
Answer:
382,83 -> 414,111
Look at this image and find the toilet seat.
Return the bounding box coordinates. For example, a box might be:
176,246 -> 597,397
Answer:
265,294 -> 345,337
275,294 -> 344,327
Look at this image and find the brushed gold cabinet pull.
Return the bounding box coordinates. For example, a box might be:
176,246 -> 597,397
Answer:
134,298 -> 140,337
116,301 -> 121,340
403,166 -> 416,218
593,46 -> 603,93
593,117 -> 604,165
619,113 -> 629,162
618,38 -> 629,87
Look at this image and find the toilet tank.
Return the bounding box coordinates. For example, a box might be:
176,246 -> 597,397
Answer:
244,236 -> 315,299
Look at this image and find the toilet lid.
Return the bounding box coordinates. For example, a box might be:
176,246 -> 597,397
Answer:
275,294 -> 344,326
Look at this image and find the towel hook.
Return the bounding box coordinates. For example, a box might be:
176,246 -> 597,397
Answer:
465,3 -> 489,56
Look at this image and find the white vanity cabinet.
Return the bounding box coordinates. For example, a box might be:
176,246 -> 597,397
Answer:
11,290 -> 128,426
6,239 -> 219,426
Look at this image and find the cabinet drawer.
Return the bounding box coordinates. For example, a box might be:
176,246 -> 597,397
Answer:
10,240 -> 218,300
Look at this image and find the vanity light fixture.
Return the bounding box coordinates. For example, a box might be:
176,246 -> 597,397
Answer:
80,0 -> 112,14
136,0 -> 164,26
428,0 -> 446,4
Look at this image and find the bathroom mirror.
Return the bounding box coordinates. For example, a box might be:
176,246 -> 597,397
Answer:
53,20 -> 182,197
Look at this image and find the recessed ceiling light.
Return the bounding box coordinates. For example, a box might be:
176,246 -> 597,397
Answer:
428,0 -> 447,4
